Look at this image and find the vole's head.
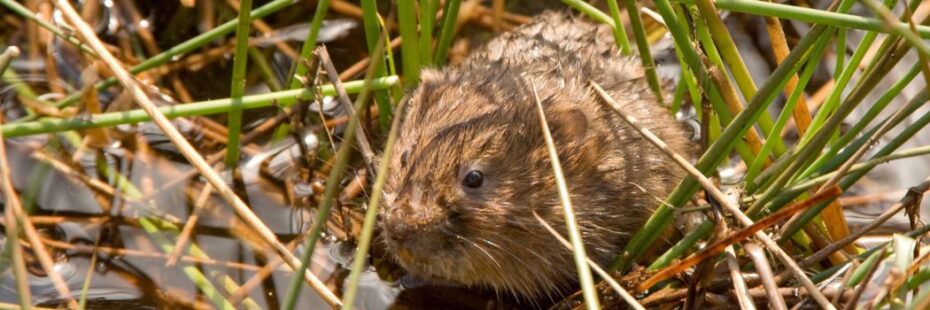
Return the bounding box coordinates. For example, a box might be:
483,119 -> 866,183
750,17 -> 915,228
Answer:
379,68 -> 599,297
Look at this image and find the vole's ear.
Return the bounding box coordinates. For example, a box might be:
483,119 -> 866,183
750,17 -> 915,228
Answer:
547,108 -> 589,145
420,68 -> 443,84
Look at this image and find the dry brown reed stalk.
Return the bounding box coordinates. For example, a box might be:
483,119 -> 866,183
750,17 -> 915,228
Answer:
843,249 -> 885,310
772,178 -> 930,285
39,238 -> 263,272
317,47 -> 375,166
724,245 -> 756,309
30,150 -> 118,197
339,169 -> 367,201
703,58 -> 768,163
532,212 -> 646,310
636,188 -> 840,291
226,0 -> 300,60
765,0 -> 856,253
120,0 -> 196,104
330,0 -> 364,19
839,190 -> 907,206
0,112 -> 77,309
0,50 -> 31,306
227,230 -> 313,306
530,78 -> 600,309
745,242 -> 787,310
51,0 -> 341,306
492,0 -> 505,31
590,81 -> 837,309
829,260 -> 858,305
165,185 -> 214,266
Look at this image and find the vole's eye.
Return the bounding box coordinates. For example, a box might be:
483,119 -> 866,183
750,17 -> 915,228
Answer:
462,170 -> 484,188
400,151 -> 409,167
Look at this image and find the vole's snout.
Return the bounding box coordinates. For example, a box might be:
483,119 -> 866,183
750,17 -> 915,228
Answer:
383,199 -> 450,250
383,210 -> 416,244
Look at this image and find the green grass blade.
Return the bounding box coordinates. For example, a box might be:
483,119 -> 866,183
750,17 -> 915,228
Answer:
434,0 -> 462,65
52,0 -> 297,108
623,0 -> 665,104
340,91 -> 406,310
1,77 -> 398,138
533,83 -> 600,310
744,44 -> 821,188
612,12 -> 833,272
282,40 -> 389,310
286,0 -> 331,91
224,0 -> 254,165
360,0 -> 394,129
397,0 -> 421,86
672,0 -> 930,37
779,89 -> 930,239
419,0 -> 439,62
605,0 -> 633,55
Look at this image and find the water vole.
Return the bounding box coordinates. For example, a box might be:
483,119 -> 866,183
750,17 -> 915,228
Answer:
379,12 -> 692,298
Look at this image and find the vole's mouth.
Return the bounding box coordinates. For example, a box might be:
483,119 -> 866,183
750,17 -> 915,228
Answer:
384,231 -> 471,279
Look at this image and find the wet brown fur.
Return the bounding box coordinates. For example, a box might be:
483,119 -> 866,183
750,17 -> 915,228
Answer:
379,12 -> 693,299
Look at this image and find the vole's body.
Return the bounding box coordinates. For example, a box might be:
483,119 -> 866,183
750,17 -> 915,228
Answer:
380,12 -> 692,298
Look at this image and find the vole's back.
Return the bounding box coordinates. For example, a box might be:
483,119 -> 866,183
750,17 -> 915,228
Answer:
467,12 -> 616,68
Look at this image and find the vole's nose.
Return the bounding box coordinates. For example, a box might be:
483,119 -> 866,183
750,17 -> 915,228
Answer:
385,206 -> 418,244
384,204 -> 444,246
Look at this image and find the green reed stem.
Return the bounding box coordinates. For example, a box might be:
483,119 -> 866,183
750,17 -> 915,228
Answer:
748,0 -> 915,217
1,77 -> 398,138
623,0 -> 664,104
562,0 -> 614,25
648,219 -> 713,270
806,64 -> 922,177
49,0 -> 296,108
672,0 -> 930,37
249,48 -> 282,92
419,0 -> 439,62
605,0 -> 633,55
744,37 -> 824,188
536,83 -> 600,309
795,15 -> 902,181
225,0 -> 253,166
802,0 -> 893,148
360,0 -> 394,129
0,0 -> 96,57
397,0 -> 421,86
283,39 -> 388,310
434,0 -> 462,65
811,222 -> 930,284
670,3 -> 755,164
692,0 -> 756,101
779,89 -> 930,239
769,144 -> 930,205
287,0 -> 330,92
340,89 -> 407,310
835,29 -> 846,79
77,241 -> 98,310
0,54 -> 31,307
612,6 -> 831,272
859,0 -> 930,61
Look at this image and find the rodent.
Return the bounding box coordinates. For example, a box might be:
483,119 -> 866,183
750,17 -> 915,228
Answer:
379,11 -> 693,298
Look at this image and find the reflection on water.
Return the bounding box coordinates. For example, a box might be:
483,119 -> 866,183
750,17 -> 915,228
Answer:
0,135 -> 406,308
